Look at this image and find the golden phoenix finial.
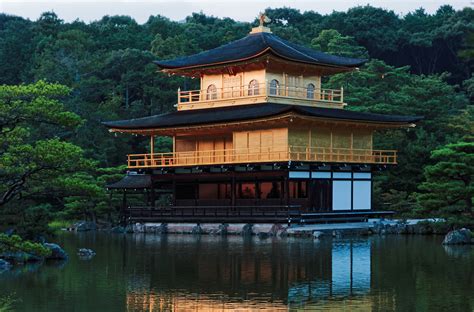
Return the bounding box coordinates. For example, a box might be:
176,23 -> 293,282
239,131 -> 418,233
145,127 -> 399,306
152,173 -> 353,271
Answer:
258,12 -> 271,27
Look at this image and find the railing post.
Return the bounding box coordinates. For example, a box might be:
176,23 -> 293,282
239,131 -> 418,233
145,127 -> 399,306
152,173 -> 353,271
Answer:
177,87 -> 181,104
150,135 -> 155,166
340,86 -> 344,103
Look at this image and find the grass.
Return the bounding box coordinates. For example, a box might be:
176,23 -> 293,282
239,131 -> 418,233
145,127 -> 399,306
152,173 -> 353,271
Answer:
48,220 -> 75,232
0,295 -> 16,312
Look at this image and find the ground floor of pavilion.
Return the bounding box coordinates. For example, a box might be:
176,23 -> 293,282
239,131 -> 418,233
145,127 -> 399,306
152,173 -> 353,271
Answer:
108,162 -> 394,224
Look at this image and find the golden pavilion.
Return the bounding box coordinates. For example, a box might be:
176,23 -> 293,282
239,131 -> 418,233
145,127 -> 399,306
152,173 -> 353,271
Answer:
104,18 -> 421,223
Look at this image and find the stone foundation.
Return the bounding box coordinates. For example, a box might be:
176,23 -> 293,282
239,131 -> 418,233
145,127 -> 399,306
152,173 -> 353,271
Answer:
111,219 -> 456,238
119,222 -> 289,236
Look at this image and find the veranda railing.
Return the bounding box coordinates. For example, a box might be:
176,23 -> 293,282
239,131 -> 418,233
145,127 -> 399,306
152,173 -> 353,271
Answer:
127,146 -> 397,168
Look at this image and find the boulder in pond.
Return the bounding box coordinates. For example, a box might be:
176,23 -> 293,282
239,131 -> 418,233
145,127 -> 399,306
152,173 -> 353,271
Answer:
110,226 -> 126,234
0,259 -> 11,272
191,224 -> 203,234
442,228 -> 473,245
78,248 -> 96,260
133,223 -> 145,233
44,243 -> 68,260
75,221 -> 97,232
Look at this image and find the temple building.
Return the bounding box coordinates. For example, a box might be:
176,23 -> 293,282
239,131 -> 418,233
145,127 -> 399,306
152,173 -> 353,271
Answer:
104,18 -> 421,223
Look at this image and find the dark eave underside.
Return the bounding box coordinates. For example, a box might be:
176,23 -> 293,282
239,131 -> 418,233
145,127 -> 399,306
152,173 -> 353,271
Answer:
106,174 -> 152,189
154,32 -> 366,70
102,103 -> 423,131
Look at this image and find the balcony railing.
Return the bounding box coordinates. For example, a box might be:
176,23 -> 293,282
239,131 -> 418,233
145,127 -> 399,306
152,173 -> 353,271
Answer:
127,146 -> 397,169
177,82 -> 344,106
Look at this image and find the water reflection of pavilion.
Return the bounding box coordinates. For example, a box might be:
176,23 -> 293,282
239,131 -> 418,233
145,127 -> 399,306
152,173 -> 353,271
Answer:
288,240 -> 371,308
124,236 -> 372,311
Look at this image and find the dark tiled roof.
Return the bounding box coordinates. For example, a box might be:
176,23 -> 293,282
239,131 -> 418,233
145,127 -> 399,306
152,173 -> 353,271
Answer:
106,174 -> 151,189
154,32 -> 366,69
103,103 -> 423,130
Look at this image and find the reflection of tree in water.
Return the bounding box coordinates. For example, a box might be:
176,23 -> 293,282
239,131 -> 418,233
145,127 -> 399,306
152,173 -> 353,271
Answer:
124,236 -> 372,311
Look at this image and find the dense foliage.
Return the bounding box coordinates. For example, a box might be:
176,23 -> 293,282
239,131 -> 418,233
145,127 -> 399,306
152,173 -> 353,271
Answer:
418,138 -> 474,217
0,234 -> 50,257
0,5 -> 472,233
0,81 -> 123,236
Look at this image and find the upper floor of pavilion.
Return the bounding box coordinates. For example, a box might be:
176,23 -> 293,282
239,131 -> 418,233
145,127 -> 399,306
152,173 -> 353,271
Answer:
155,19 -> 366,111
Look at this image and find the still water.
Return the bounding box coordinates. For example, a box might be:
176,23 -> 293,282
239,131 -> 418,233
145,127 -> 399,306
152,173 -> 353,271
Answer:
0,233 -> 473,311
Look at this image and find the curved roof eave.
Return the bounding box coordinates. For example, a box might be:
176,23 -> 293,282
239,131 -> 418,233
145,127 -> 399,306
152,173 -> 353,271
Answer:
154,32 -> 367,71
154,49 -> 366,72
102,103 -> 423,131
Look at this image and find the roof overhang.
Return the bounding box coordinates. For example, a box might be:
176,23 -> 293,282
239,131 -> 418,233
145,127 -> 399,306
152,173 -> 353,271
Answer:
155,32 -> 367,77
106,112 -> 420,137
159,52 -> 361,78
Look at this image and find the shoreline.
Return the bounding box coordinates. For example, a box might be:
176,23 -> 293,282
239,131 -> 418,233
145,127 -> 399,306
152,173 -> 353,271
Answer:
67,218 -> 458,238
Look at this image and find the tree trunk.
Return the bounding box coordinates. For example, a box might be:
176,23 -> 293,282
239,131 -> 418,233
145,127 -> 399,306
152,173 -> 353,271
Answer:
466,196 -> 473,216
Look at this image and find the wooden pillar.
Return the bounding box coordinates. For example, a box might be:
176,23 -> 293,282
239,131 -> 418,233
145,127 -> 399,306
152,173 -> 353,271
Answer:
122,190 -> 127,212
150,135 -> 155,154
194,178 -> 198,207
172,178 -> 176,206
150,135 -> 155,166
231,172 -> 236,208
150,184 -> 156,208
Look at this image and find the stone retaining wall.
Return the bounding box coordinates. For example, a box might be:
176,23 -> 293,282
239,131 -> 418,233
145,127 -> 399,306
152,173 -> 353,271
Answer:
107,219 -> 463,239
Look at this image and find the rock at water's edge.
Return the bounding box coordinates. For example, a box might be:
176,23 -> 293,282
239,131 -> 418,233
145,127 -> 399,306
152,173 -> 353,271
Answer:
133,223 -> 145,233
192,224 -> 203,234
78,248 -> 96,259
44,243 -> 68,260
442,228 -> 472,245
0,259 -> 12,271
111,226 -> 125,234
242,224 -> 253,236
75,221 -> 97,232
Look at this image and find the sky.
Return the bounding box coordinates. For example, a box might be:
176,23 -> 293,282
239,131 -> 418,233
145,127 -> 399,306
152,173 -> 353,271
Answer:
0,0 -> 472,23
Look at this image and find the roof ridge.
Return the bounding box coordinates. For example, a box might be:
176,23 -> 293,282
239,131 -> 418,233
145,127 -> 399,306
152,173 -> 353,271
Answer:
259,31 -> 269,47
265,33 -> 321,63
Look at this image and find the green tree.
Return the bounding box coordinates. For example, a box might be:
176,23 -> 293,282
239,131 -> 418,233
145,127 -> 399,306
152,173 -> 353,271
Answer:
0,233 -> 50,257
0,15 -> 34,84
417,138 -> 474,217
58,166 -> 126,223
0,81 -> 83,206
311,29 -> 368,58
0,81 -> 108,235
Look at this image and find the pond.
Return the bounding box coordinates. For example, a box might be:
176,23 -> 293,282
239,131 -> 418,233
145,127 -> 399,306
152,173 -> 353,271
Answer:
0,233 -> 473,311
